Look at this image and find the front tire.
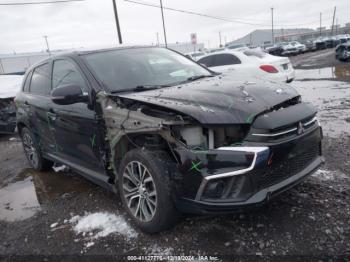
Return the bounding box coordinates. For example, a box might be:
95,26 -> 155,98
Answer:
118,149 -> 180,233
20,127 -> 52,171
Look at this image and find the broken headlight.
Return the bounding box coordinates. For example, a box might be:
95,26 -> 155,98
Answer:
176,125 -> 250,150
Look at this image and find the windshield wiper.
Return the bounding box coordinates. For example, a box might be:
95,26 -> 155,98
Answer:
110,84 -> 170,94
134,84 -> 171,91
183,74 -> 214,83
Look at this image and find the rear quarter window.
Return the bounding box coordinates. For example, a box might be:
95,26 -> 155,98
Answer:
197,56 -> 214,67
211,54 -> 241,67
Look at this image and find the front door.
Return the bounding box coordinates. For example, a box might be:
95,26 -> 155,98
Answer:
49,58 -> 104,173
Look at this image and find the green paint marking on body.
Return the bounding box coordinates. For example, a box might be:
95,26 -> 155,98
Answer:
90,134 -> 96,148
189,161 -> 202,172
246,113 -> 255,124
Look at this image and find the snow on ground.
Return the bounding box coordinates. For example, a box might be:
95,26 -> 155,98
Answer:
69,212 -> 137,240
142,244 -> 174,256
312,169 -> 349,181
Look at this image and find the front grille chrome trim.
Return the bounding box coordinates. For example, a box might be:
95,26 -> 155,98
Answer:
252,117 -> 318,137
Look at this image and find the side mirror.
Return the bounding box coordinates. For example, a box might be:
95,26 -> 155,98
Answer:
51,84 -> 88,105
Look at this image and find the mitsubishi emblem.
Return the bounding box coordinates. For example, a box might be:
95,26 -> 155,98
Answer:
297,122 -> 304,135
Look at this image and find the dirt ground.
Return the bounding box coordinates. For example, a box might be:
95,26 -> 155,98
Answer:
0,48 -> 349,261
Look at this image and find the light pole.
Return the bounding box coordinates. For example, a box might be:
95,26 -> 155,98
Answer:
319,12 -> 322,36
160,0 -> 167,47
112,0 -> 123,44
271,7 -> 274,45
43,35 -> 51,56
219,31 -> 222,47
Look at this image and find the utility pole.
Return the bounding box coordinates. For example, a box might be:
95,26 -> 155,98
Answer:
160,0 -> 167,47
43,35 -> 51,56
219,31 -> 222,47
336,18 -> 338,34
319,12 -> 322,36
331,6 -> 337,36
156,32 -> 160,46
112,0 -> 123,44
271,7 -> 274,45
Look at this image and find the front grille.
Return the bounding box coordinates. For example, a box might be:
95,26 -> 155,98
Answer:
256,143 -> 320,189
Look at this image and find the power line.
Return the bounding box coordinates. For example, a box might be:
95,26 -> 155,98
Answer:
124,0 -> 331,27
0,0 -> 84,6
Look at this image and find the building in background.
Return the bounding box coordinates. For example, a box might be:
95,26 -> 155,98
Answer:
226,28 -> 314,48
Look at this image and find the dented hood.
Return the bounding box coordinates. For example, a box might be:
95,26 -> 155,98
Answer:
117,74 -> 300,124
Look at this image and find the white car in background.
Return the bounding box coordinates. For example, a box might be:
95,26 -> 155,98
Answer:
185,51 -> 206,61
197,49 -> 295,83
289,41 -> 307,53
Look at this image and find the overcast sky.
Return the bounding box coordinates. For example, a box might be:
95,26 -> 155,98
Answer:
0,0 -> 349,54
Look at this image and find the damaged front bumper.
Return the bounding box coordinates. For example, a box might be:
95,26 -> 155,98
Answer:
0,98 -> 16,134
173,126 -> 324,214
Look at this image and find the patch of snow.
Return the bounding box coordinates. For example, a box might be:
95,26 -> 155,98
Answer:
312,169 -> 334,181
144,244 -> 174,256
52,164 -> 69,173
69,212 -> 138,240
85,242 -> 95,248
50,222 -> 58,228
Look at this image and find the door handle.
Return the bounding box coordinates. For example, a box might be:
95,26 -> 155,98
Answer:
47,109 -> 57,122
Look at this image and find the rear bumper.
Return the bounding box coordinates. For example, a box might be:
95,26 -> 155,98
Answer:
176,156 -> 324,214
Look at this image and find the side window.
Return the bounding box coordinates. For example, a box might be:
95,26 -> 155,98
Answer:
52,60 -> 86,91
212,54 -> 242,67
197,56 -> 214,67
30,63 -> 51,95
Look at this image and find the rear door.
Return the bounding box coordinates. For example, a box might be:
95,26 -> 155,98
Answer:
49,58 -> 104,173
26,62 -> 56,153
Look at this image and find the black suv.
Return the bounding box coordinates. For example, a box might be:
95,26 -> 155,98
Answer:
16,47 -> 324,233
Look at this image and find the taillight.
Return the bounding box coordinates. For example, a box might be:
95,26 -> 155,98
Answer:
260,65 -> 279,73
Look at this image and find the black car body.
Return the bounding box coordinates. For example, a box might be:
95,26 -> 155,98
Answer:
15,47 -> 324,232
315,38 -> 327,50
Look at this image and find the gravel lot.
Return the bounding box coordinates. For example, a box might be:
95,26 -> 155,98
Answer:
0,48 -> 349,261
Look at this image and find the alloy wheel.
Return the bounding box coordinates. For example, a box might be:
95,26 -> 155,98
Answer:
122,161 -> 157,222
22,133 -> 39,168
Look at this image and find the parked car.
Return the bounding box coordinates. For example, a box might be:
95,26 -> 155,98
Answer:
325,37 -> 340,48
289,41 -> 307,54
185,51 -> 206,61
16,46 -> 324,233
278,42 -> 299,56
208,47 -> 226,53
226,43 -> 249,51
0,75 -> 23,134
335,42 -> 350,61
265,44 -> 284,56
302,40 -> 317,52
315,37 -> 328,50
197,49 -> 295,83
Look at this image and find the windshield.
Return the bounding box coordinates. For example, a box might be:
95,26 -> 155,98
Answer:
83,47 -> 211,92
191,52 -> 205,57
227,44 -> 246,49
243,49 -> 267,58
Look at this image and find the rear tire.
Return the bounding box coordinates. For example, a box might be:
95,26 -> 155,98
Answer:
117,148 -> 181,233
20,127 -> 53,171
